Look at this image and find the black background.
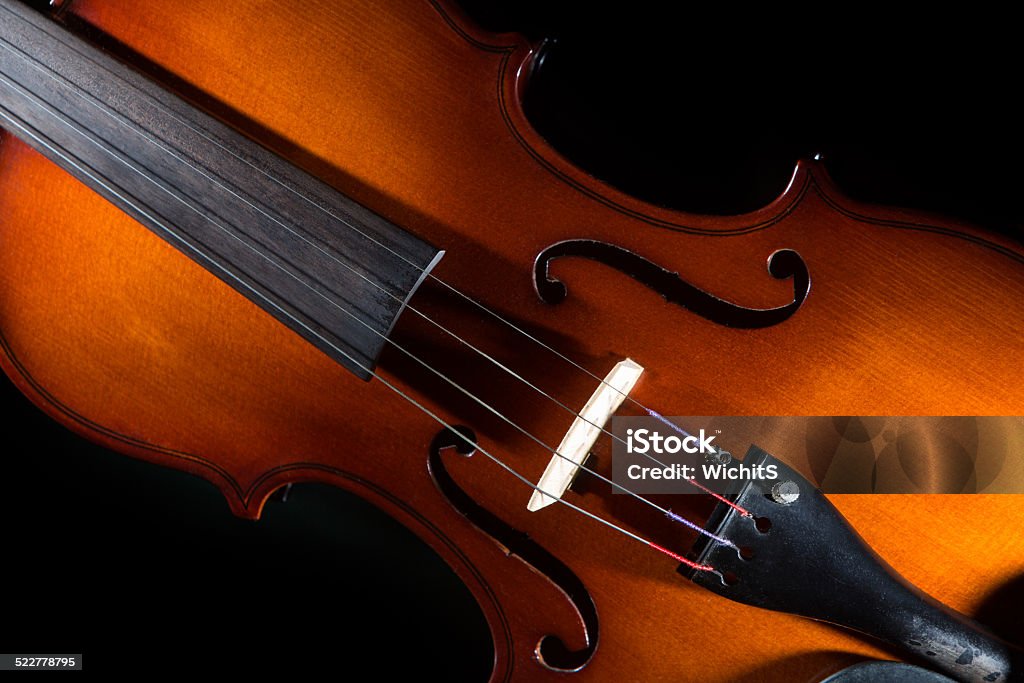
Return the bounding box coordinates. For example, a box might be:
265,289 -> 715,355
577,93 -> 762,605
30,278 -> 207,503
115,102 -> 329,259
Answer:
2,2 -> 1020,680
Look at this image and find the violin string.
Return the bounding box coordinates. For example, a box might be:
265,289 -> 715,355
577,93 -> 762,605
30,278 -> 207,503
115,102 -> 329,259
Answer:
644,412 -> 751,517
0,99 -> 718,574
0,33 -> 753,518
1,32 -> 747,516
0,53 -> 737,550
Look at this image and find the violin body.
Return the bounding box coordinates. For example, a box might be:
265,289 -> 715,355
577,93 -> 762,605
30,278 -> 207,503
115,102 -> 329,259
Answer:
1,1 -> 1022,680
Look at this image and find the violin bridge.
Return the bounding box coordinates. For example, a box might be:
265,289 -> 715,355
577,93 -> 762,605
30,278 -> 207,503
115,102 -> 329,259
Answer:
527,358 -> 644,512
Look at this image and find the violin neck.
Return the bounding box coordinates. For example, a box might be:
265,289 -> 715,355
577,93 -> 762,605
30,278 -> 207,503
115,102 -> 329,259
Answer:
0,0 -> 442,379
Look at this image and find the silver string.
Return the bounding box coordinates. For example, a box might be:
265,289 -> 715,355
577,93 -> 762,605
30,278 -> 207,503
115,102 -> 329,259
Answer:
0,24 -> 712,453
0,104 -> 724,568
1,30 -> 731,506
0,45 -> 735,548
0,26 -> 734,539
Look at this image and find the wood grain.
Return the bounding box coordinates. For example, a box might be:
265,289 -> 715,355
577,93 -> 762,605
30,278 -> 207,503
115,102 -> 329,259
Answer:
0,1 -> 1021,681
0,0 -> 441,379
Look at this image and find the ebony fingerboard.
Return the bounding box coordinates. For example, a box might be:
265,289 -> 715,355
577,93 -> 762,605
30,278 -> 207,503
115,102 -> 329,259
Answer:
0,0 -> 442,380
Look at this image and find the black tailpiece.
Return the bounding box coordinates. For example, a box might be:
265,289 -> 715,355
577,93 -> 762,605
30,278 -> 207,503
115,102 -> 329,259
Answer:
682,446 -> 1022,683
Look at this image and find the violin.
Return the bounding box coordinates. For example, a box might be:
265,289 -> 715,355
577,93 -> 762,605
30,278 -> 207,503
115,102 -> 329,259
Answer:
1,1 -> 1022,680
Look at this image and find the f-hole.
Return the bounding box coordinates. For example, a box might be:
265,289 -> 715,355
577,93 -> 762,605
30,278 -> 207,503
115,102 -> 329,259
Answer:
533,240 -> 810,329
428,427 -> 599,673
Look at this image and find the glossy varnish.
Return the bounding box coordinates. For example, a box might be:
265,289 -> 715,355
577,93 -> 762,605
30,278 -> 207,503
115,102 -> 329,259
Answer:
0,1 -> 1021,681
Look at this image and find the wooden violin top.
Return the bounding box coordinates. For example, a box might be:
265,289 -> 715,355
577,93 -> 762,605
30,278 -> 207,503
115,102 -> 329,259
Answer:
0,1 -> 1021,680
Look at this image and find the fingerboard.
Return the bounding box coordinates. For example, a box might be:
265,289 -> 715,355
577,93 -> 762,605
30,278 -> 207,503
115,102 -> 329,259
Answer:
0,0 -> 442,380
